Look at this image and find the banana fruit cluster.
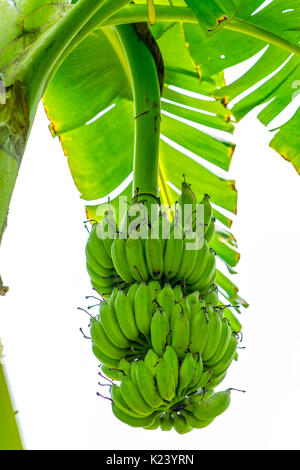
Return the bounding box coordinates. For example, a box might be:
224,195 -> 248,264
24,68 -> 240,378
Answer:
85,184 -> 216,299
85,181 -> 241,432
90,281 -> 239,433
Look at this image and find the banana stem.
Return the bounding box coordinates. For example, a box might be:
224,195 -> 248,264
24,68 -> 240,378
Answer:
115,25 -> 161,199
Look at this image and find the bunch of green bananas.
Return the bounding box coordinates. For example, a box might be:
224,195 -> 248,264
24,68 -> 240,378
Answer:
85,180 -> 242,432
90,282 -> 239,432
86,182 -> 217,299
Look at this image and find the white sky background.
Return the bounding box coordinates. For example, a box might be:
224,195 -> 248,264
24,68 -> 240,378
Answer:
1,70 -> 300,449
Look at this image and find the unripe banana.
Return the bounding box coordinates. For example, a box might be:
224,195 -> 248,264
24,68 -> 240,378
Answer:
85,244 -> 115,278
92,343 -> 120,369
147,280 -> 161,313
87,224 -> 114,269
171,310 -> 190,359
118,358 -> 131,379
177,353 -> 196,398
185,354 -> 203,394
127,282 -> 140,307
186,291 -> 200,307
163,224 -> 184,280
144,349 -> 159,376
119,375 -> 155,416
87,264 -> 118,288
175,234 -> 198,282
115,290 -> 140,342
101,365 -> 120,382
144,412 -> 162,430
205,318 -> 231,367
172,412 -> 193,434
201,308 -> 222,362
156,357 -> 176,401
204,216 -> 216,243
205,371 -> 227,390
111,385 -> 141,418
181,409 -> 214,429
90,318 -> 128,360
211,335 -> 238,376
197,194 -> 212,234
189,248 -> 216,292
185,239 -> 209,285
201,283 -> 218,306
126,237 -> 149,282
163,346 -> 179,390
160,411 -> 174,431
173,284 -> 183,302
157,284 -> 175,320
112,402 -> 157,428
134,282 -> 152,339
196,369 -> 213,390
130,360 -> 139,385
191,389 -> 231,420
189,306 -> 209,355
150,310 -> 169,356
136,361 -> 163,408
111,238 -> 135,283
99,302 -> 130,349
145,236 -> 164,280
109,288 -> 119,309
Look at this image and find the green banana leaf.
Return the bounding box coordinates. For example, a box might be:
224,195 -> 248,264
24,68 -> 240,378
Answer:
0,341 -> 23,450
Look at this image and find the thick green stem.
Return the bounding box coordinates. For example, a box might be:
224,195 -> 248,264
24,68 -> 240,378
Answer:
105,5 -> 300,57
115,25 -> 161,198
0,349 -> 23,450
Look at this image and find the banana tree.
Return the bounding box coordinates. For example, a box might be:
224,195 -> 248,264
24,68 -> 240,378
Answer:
0,0 -> 299,447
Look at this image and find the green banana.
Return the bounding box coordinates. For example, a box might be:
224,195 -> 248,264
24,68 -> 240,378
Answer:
175,234 -> 198,281
115,290 -> 140,342
111,238 -> 135,283
189,304 -> 209,355
86,264 -> 118,288
202,308 -> 222,362
99,301 -> 130,349
87,224 -> 114,269
205,371 -> 227,390
205,318 -> 231,367
156,357 -> 176,401
135,282 -> 153,339
204,216 -> 216,243
130,360 -> 139,385
150,310 -> 169,356
157,284 -> 175,320
172,413 -> 193,434
111,385 -> 142,418
144,412 -> 162,430
136,361 -> 163,408
177,353 -> 196,398
145,236 -> 164,280
126,237 -> 149,282
118,358 -> 131,379
163,346 -> 179,390
109,288 -> 119,309
181,409 -> 214,429
85,244 -> 114,278
90,318 -> 128,360
173,284 -> 183,302
211,335 -> 238,376
127,282 -> 140,307
185,354 -> 203,394
201,283 -> 218,306
196,369 -> 213,390
185,239 -> 209,285
101,365 -> 120,382
189,248 -> 216,292
197,194 -> 212,234
92,343 -> 120,369
112,402 -> 157,428
171,310 -> 190,359
160,412 -> 173,431
191,390 -> 231,420
119,375 -> 155,416
147,280 -> 161,313
144,349 -> 159,376
163,224 -> 184,280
